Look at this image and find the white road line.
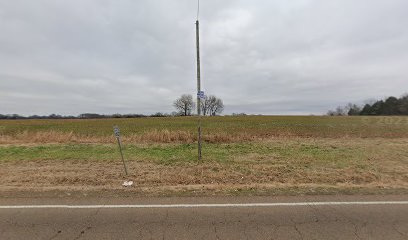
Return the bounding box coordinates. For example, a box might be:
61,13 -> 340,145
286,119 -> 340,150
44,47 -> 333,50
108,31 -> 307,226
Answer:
1,201 -> 408,209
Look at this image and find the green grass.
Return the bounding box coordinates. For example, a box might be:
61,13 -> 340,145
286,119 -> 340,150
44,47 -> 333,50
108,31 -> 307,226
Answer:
2,139 -> 407,186
0,139 -> 403,168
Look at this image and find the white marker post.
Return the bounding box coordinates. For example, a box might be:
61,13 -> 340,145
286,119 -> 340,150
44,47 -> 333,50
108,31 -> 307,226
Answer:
113,126 -> 128,176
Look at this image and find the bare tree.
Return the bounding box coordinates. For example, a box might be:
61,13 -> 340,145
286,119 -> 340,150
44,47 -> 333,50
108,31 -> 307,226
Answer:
173,94 -> 195,116
211,98 -> 224,116
200,96 -> 211,116
327,105 -> 349,116
202,95 -> 224,116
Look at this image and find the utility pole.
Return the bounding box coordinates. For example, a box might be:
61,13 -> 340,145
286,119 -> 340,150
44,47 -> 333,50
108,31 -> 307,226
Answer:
196,19 -> 202,161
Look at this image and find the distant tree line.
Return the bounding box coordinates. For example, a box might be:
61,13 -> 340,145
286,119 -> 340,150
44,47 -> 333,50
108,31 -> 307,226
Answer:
231,113 -> 247,116
328,94 -> 408,116
0,113 -> 174,120
2,93 -> 227,120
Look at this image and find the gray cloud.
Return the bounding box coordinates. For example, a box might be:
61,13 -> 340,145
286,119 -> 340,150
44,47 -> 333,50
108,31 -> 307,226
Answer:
0,0 -> 407,115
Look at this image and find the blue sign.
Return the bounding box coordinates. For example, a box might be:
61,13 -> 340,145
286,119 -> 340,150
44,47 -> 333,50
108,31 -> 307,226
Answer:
197,91 -> 205,99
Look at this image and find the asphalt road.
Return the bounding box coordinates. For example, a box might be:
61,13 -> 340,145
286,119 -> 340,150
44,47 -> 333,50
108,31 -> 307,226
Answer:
1,195 -> 408,240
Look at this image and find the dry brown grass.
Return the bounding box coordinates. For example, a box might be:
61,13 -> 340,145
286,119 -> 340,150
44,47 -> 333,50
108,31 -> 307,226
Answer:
0,129 -> 263,144
0,130 -> 91,144
2,116 -> 408,146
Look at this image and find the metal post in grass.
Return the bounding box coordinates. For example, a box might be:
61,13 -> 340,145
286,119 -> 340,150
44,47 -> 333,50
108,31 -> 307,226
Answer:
113,126 -> 128,175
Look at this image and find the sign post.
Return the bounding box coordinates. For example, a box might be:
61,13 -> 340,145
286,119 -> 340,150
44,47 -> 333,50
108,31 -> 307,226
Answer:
113,126 -> 128,176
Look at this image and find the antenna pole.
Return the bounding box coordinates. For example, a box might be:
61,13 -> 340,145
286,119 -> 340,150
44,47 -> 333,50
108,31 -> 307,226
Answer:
196,19 -> 202,161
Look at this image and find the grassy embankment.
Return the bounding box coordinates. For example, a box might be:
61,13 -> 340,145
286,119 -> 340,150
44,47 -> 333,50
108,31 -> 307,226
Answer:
0,116 -> 408,196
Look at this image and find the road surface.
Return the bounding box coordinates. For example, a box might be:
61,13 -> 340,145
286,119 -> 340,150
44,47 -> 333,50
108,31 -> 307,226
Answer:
1,195 -> 408,239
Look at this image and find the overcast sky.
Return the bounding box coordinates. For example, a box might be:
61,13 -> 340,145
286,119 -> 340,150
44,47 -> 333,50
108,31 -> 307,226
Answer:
0,0 -> 407,115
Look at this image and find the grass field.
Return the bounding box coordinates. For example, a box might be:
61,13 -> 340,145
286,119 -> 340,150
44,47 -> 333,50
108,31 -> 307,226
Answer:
1,116 -> 408,196
1,116 -> 408,144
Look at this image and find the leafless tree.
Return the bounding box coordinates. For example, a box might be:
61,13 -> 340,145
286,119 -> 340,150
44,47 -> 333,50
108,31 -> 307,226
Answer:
200,96 -> 211,116
211,98 -> 224,116
327,105 -> 349,116
201,95 -> 224,116
173,94 -> 195,116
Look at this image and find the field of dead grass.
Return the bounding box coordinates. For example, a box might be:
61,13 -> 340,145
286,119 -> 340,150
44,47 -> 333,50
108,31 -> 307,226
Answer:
0,116 -> 408,196
1,116 -> 408,145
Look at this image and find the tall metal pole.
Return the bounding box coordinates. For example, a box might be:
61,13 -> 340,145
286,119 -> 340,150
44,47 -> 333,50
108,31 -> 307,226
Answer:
196,20 -> 202,161
116,137 -> 128,175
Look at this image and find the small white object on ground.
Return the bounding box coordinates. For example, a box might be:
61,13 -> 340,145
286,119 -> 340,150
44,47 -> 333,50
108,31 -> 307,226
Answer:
122,181 -> 133,187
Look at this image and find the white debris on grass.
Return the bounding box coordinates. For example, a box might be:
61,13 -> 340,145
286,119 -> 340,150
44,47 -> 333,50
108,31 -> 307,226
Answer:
122,181 -> 133,187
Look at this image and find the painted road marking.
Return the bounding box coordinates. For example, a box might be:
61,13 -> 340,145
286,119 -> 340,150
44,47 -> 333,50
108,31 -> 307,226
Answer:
1,201 -> 408,209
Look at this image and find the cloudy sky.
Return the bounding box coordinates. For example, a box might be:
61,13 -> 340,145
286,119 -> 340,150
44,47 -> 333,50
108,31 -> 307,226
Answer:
0,0 -> 407,115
